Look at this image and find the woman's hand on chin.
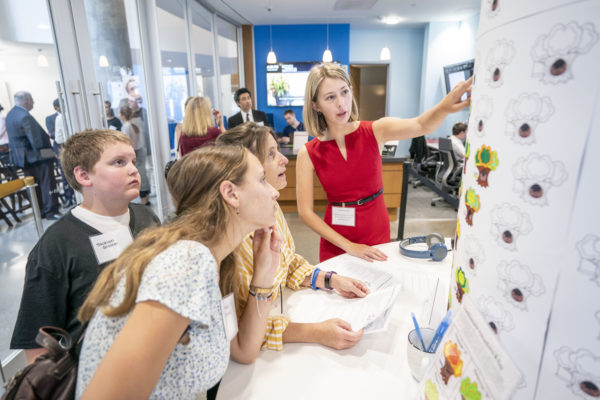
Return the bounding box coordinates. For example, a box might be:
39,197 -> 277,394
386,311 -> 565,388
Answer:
251,226 -> 281,288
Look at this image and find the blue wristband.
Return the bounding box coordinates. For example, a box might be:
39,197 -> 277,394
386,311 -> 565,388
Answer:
311,268 -> 321,290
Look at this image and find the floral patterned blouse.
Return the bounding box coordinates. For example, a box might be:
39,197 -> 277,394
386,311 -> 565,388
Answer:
76,240 -> 229,399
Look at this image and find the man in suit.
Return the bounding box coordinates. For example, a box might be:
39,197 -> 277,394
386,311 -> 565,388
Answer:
45,99 -> 60,141
227,88 -> 269,129
6,91 -> 60,220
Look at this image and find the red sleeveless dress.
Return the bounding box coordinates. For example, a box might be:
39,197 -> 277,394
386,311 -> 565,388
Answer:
305,121 -> 390,261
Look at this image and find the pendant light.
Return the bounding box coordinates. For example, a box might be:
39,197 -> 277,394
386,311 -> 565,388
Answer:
266,6 -> 277,64
380,46 -> 391,61
37,49 -> 48,67
322,24 -> 333,63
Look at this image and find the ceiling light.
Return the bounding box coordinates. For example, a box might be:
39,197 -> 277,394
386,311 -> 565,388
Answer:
99,55 -> 109,67
37,24 -> 50,30
37,49 -> 48,67
380,46 -> 391,61
379,15 -> 403,25
322,24 -> 333,63
266,6 -> 277,64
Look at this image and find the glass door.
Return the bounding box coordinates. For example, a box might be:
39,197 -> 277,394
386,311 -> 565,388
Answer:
48,0 -> 171,219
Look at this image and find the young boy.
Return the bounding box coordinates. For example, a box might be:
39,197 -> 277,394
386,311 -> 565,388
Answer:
10,129 -> 160,363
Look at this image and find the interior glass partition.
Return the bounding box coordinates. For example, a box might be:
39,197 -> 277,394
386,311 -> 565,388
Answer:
216,17 -> 240,121
155,0 -> 190,154
191,2 -> 217,107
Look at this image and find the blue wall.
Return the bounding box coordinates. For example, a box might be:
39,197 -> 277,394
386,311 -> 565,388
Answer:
350,27 -> 425,156
419,13 -> 480,139
253,24 -> 350,132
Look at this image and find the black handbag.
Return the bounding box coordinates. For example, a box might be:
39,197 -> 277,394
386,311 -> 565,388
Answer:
1,326 -> 84,400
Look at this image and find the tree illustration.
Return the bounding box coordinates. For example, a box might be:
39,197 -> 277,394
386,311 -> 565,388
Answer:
464,140 -> 470,174
474,145 -> 499,187
456,267 -> 470,303
465,188 -> 481,225
460,378 -> 482,400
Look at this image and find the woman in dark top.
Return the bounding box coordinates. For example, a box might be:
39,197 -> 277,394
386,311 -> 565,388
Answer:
179,96 -> 225,156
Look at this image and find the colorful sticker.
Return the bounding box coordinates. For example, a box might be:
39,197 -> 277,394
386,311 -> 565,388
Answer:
474,145 -> 499,187
440,341 -> 464,384
465,188 -> 481,226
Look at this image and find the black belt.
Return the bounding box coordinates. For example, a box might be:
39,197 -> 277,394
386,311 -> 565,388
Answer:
329,188 -> 383,207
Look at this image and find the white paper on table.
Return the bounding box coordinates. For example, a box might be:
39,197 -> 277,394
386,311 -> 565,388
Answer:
288,285 -> 401,332
333,260 -> 395,291
292,131 -> 309,152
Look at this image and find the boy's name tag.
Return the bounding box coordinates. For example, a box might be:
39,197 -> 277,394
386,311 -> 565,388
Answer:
221,293 -> 238,342
332,206 -> 356,227
89,227 -> 134,264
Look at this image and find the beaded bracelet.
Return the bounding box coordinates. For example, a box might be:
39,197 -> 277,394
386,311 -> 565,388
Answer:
324,271 -> 337,290
311,268 -> 321,290
248,288 -> 273,301
249,284 -> 273,297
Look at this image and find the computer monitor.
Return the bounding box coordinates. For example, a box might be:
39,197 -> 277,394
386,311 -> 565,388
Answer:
443,60 -> 475,96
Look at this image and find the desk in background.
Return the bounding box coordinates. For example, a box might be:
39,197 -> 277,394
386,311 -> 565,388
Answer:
278,147 -> 408,224
218,241 -> 453,400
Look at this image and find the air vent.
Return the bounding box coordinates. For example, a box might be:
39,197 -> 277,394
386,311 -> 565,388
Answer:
333,0 -> 378,11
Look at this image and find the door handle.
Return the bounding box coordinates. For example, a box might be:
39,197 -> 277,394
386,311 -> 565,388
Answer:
92,82 -> 108,129
72,80 -> 91,129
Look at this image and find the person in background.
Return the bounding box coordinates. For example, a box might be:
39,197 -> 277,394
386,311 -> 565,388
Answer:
53,105 -> 75,206
217,122 -> 369,356
173,96 -> 193,157
227,88 -> 269,129
104,101 -> 122,131
45,99 -> 60,141
450,122 -> 467,163
297,63 -> 472,262
5,91 -> 60,220
75,145 -> 281,399
10,130 -> 159,364
280,109 -> 305,144
119,105 -> 151,205
179,96 -> 225,156
0,104 -> 8,152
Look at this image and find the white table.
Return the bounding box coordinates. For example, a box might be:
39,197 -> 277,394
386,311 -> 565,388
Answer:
217,241 -> 453,400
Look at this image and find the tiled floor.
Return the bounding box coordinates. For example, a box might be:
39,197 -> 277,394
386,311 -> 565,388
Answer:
0,184 -> 456,370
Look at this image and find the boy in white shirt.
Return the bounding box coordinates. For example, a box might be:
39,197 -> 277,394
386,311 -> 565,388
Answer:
11,129 -> 160,363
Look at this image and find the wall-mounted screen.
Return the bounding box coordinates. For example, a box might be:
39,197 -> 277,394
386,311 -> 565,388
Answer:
443,59 -> 475,97
266,62 -> 319,107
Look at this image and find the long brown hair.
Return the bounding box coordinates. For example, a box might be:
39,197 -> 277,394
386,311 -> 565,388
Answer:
215,122 -> 277,163
182,96 -> 214,137
302,63 -> 359,137
78,145 -> 249,323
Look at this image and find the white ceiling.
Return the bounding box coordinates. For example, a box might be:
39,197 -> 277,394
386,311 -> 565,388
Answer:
200,0 -> 480,28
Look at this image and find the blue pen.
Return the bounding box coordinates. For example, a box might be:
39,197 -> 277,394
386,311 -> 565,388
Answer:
411,312 -> 427,351
427,310 -> 452,353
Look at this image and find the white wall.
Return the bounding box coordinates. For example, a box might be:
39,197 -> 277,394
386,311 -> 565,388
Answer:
350,26 -> 425,156
419,13 -> 479,138
0,46 -> 61,127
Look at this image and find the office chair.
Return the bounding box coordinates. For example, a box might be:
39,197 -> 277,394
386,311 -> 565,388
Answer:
431,138 -> 461,207
409,136 -> 438,188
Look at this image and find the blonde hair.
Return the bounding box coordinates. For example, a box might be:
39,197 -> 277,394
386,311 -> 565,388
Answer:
78,145 -> 249,323
182,96 -> 214,137
302,63 -> 359,137
60,130 -> 133,192
216,122 -> 278,164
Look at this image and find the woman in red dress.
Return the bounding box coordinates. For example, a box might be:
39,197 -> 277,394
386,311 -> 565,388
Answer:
297,63 -> 472,262
179,96 -> 225,156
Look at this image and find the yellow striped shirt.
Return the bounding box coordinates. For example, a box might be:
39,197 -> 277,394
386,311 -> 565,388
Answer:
234,203 -> 315,350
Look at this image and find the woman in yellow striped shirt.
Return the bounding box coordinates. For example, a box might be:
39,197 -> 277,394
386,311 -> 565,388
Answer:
217,122 -> 370,352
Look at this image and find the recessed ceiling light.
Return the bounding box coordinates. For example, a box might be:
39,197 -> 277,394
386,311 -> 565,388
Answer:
379,15 -> 403,25
37,24 -> 50,30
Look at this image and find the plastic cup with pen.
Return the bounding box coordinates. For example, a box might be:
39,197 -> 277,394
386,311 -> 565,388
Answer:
406,311 -> 452,381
